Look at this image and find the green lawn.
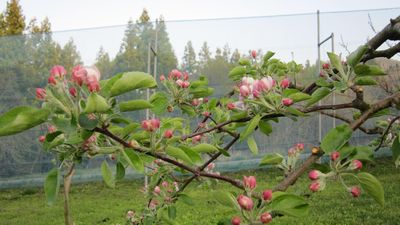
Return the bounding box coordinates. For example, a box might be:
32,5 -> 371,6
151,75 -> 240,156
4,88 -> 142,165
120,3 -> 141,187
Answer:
0,158 -> 399,225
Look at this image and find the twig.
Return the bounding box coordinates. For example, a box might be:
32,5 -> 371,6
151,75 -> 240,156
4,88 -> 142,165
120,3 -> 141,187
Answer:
374,115 -> 400,152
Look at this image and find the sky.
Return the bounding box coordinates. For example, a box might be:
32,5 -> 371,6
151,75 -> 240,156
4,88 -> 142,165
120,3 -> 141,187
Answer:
2,0 -> 400,65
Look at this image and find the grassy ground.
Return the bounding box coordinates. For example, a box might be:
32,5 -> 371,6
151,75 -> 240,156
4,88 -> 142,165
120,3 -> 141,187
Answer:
0,158 -> 399,225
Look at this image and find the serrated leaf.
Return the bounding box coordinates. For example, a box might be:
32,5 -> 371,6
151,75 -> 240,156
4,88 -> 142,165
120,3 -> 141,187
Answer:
212,191 -> 237,208
119,99 -> 153,112
358,172 -> 385,206
84,93 -> 110,113
180,146 -> 202,165
259,153 -> 284,166
192,143 -> 219,153
247,136 -> 258,155
327,52 -> 345,76
354,64 -> 386,76
122,150 -> 144,173
0,106 -> 49,136
101,161 -> 115,188
306,87 -> 331,107
44,168 -> 60,205
240,114 -> 261,141
110,71 -> 157,97
150,92 -> 169,115
166,146 -> 193,165
270,192 -> 309,217
282,88 -> 299,97
288,92 -> 311,103
347,45 -> 369,68
321,124 -> 353,154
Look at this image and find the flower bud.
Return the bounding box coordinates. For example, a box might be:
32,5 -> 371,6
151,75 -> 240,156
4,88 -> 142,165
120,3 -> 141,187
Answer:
39,135 -> 46,143
153,186 -> 161,195
227,102 -> 235,110
47,125 -> 56,133
280,78 -> 290,89
183,72 -> 189,81
163,129 -> 173,139
237,195 -> 253,210
251,50 -> 257,59
36,88 -> 46,100
203,111 -> 210,117
231,216 -> 241,225
262,189 -> 272,201
170,69 -> 182,79
350,186 -> 361,197
192,99 -> 200,106
239,85 -> 250,97
176,79 -> 183,87
50,65 -> 66,78
203,97 -> 209,103
149,200 -> 158,209
330,151 -> 340,161
207,162 -> 215,171
282,98 -> 293,106
192,135 -> 202,144
309,181 -> 321,192
181,81 -> 190,88
141,118 -> 160,132
87,80 -> 100,92
260,212 -> 272,224
308,170 -> 322,180
296,143 -> 304,150
48,75 -> 57,85
72,65 -> 86,86
319,71 -> 325,77
243,176 -> 256,190
350,160 -> 362,170
162,181 -> 169,188
69,87 -> 77,97
322,63 -> 330,70
160,75 -> 165,81
126,210 -> 135,219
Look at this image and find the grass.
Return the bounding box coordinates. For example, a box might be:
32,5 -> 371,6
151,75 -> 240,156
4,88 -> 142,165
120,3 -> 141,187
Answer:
0,158 -> 399,225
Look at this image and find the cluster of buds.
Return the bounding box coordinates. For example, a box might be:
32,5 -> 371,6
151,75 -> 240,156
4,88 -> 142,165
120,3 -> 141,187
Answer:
141,118 -> 160,132
162,69 -> 190,88
239,76 -> 275,98
232,176 -> 273,224
38,125 -> 58,143
72,65 -> 101,92
287,143 -> 304,156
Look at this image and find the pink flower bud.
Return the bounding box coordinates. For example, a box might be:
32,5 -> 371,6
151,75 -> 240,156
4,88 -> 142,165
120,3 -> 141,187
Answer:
203,97 -> 209,103
87,80 -> 100,92
319,72 -> 325,77
259,77 -> 275,91
181,81 -> 190,88
69,87 -> 77,97
251,50 -> 257,59
350,186 -> 361,197
262,189 -> 273,201
351,160 -> 362,170
280,78 -> 290,89
309,181 -> 321,192
149,200 -> 158,209
282,98 -> 293,106
239,85 -> 250,97
203,111 -> 210,117
170,69 -> 182,79
191,99 -> 200,106
153,186 -> 161,195
322,63 -> 330,70
36,88 -> 46,100
296,143 -> 304,150
173,182 -> 179,191
48,75 -> 57,85
330,151 -> 340,161
207,162 -> 215,171
141,119 -> 160,132
39,135 -> 46,143
176,79 -> 183,87
162,181 -> 169,188
160,75 -> 165,81
50,65 -> 66,78
288,147 -> 296,156
47,125 -> 56,133
243,176 -> 256,190
231,216 -> 241,225
241,77 -> 254,86
308,170 -> 321,180
72,65 -> 86,86
260,212 -> 272,224
237,195 -> 253,210
192,135 -> 202,144
163,129 -> 173,139
183,72 -> 189,81
227,102 -> 235,110
85,66 -> 101,84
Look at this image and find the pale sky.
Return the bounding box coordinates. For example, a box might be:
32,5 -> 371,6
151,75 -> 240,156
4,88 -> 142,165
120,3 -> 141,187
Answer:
2,0 -> 400,65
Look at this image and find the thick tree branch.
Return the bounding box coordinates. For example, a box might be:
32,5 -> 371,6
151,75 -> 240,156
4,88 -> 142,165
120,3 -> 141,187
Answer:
374,115 -> 400,152
320,111 -> 381,134
302,102 -> 354,113
362,42 -> 400,62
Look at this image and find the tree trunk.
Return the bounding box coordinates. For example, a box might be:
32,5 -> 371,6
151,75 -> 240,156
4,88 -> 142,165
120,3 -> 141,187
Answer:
63,164 -> 75,225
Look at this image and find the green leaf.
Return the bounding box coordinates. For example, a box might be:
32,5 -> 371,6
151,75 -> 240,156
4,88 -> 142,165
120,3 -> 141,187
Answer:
101,161 -> 115,188
240,114 -> 261,141
0,106 -> 49,136
354,64 -> 386,76
101,73 -> 123,97
259,120 -> 272,136
44,168 -> 60,205
282,88 -> 299,97
110,71 -> 157,97
150,92 -> 169,115
212,191 -> 237,208
263,51 -> 275,62
391,136 -> 400,164
119,99 -> 153,112
168,206 -> 177,219
238,58 -> 251,66
247,135 -> 258,155
122,150 -> 144,173
347,45 -> 369,68
180,146 -> 202,165
189,87 -> 214,98
321,124 -> 353,154
327,52 -> 345,76
228,66 -> 246,80
286,107 -> 305,116
180,105 -> 196,116
306,87 -> 331,107
84,93 -> 110,113
315,78 -> 332,87
357,172 -> 385,206
355,77 -> 378,85
191,143 -> 219,153
351,146 -> 374,161
288,92 -> 311,103
166,146 -> 193,165
259,153 -> 284,166
270,192 -> 309,217
116,162 -> 125,180
179,193 -> 194,205
78,113 -> 99,130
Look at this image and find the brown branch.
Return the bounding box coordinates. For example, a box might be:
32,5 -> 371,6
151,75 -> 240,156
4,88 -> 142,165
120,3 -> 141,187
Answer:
320,111 -> 381,134
374,115 -> 400,152
362,42 -> 400,62
302,102 -> 354,113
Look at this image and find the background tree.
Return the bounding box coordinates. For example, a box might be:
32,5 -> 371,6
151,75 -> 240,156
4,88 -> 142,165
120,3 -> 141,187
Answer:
182,40 -> 197,75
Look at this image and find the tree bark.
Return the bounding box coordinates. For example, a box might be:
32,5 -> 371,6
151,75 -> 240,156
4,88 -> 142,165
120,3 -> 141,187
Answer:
63,164 -> 75,225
